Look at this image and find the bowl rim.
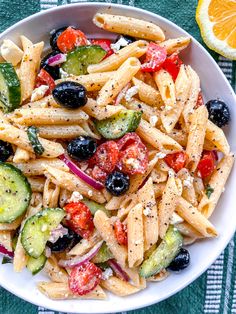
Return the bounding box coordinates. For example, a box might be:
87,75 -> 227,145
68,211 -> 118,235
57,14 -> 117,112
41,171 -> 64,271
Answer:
0,2 -> 235,313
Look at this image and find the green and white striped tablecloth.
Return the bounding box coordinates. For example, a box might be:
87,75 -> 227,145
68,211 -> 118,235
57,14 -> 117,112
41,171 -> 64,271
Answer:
0,0 -> 235,313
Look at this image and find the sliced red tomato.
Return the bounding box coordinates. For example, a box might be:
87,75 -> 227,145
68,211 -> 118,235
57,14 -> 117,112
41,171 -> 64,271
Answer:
89,141 -> 119,173
57,27 -> 87,53
117,133 -> 148,175
114,220 -> 127,246
91,165 -> 107,184
35,69 -> 55,94
91,39 -> 114,58
69,262 -> 102,296
64,202 -> 94,239
197,151 -> 216,178
162,53 -> 183,80
195,92 -> 204,108
141,43 -> 167,72
164,151 -> 188,173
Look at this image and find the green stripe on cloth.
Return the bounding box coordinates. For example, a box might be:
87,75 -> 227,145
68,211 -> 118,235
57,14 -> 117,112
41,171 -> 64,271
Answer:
0,1 -> 235,314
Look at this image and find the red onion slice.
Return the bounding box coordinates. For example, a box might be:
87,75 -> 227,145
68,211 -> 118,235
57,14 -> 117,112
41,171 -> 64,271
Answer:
48,53 -> 66,66
59,240 -> 103,268
59,154 -> 104,190
0,244 -> 14,259
107,259 -> 129,281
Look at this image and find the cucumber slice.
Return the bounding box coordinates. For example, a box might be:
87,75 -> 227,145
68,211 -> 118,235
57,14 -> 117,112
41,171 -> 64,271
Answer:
27,254 -> 47,275
0,162 -> 31,223
21,208 -> 65,258
0,63 -> 21,112
92,243 -> 113,263
139,225 -> 183,278
62,45 -> 106,76
95,110 -> 142,139
82,199 -> 111,217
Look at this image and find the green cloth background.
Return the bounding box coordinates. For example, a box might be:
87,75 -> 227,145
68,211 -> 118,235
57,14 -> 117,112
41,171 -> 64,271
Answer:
0,0 -> 235,313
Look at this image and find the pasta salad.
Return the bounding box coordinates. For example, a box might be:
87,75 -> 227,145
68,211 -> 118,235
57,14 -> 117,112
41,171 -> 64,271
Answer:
0,13 -> 234,300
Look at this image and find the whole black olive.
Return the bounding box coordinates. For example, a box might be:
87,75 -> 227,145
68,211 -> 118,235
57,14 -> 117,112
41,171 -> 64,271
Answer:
52,81 -> 87,109
0,140 -> 13,162
47,228 -> 81,253
205,99 -> 230,128
168,248 -> 190,271
67,136 -> 97,161
105,171 -> 130,196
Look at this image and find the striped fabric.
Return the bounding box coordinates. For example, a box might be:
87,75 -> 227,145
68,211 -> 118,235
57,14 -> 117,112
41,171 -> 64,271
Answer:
0,0 -> 235,313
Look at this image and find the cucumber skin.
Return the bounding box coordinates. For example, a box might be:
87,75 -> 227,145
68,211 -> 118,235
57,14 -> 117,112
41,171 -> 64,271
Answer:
27,126 -> 45,156
139,226 -> 183,278
0,162 -> 32,223
0,63 -> 21,113
21,208 -> 65,258
27,254 -> 47,275
92,243 -> 113,263
95,110 -> 142,139
62,45 -> 106,76
82,199 -> 111,217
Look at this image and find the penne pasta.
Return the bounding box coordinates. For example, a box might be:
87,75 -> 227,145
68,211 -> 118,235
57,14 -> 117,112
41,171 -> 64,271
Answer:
159,37 -> 191,55
205,120 -> 230,155
93,14 -> 165,41
44,256 -> 68,283
83,98 -> 123,120
68,230 -> 102,256
27,176 -> 45,192
96,57 -> 141,107
101,276 -> 140,297
22,95 -> 59,109
13,147 -> 31,163
20,35 -> 33,51
198,154 -> 234,218
87,40 -> 147,73
154,70 -> 176,110
128,203 -> 144,267
94,210 -> 127,267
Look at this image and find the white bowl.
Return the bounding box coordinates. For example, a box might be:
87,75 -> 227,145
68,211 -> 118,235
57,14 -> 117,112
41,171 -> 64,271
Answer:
0,3 -> 235,313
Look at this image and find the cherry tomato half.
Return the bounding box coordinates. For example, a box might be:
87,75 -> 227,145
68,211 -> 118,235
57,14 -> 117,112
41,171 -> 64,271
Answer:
89,141 -> 119,174
64,202 -> 94,239
114,220 -> 127,246
162,53 -> 183,80
91,39 -> 114,58
57,27 -> 87,53
197,151 -> 216,178
141,43 -> 167,72
91,165 -> 107,184
35,68 -> 55,94
164,151 -> 188,173
117,133 -> 148,175
69,262 -> 102,296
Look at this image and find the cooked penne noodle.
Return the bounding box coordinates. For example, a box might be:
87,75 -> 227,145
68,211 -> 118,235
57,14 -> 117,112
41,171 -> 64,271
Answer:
94,210 -> 127,267
176,222 -> 203,239
96,57 -> 141,107
44,166 -> 106,204
43,177 -> 60,208
88,40 -> 147,73
101,276 -> 140,297
20,35 -> 33,51
132,77 -> 163,108
176,197 -> 217,237
93,14 -> 165,41
198,154 -> 234,218
138,178 -> 158,251
122,266 -> 146,288
154,69 -> 176,110
0,120 -> 64,158
159,37 -> 191,54
182,66 -> 200,128
20,41 -> 44,102
205,120 -> 230,155
177,168 -> 197,206
137,119 -> 182,153
186,105 -> 208,171
59,188 -> 72,208
68,230 -> 102,256
128,203 -> 144,267
22,95 -> 59,109
147,269 -> 170,282
27,176 -> 45,192
56,72 -> 115,91
38,282 -> 106,300
159,176 -> 182,238
9,107 -> 88,125
14,158 -> 69,176
44,256 -> 68,283
13,147 -> 31,163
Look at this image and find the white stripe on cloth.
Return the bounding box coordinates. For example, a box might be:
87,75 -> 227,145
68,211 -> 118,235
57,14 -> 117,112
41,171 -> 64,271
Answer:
223,239 -> 235,314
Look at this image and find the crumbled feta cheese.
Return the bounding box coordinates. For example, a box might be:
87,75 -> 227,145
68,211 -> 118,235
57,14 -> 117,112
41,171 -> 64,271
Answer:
110,37 -> 129,53
134,239 -> 142,245
49,224 -> 68,243
168,169 -> 175,178
45,246 -> 52,258
88,190 -> 93,197
170,212 -> 184,225
165,105 -> 173,111
0,39 -> 23,66
31,85 -> 49,102
59,68 -> 70,78
102,267 -> 113,280
125,158 -> 140,169
68,191 -> 83,203
222,187 -> 225,193
124,86 -> 139,102
149,115 -> 158,126
41,223 -> 48,232
143,206 -> 152,216
183,175 -> 194,188
156,152 -> 166,159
